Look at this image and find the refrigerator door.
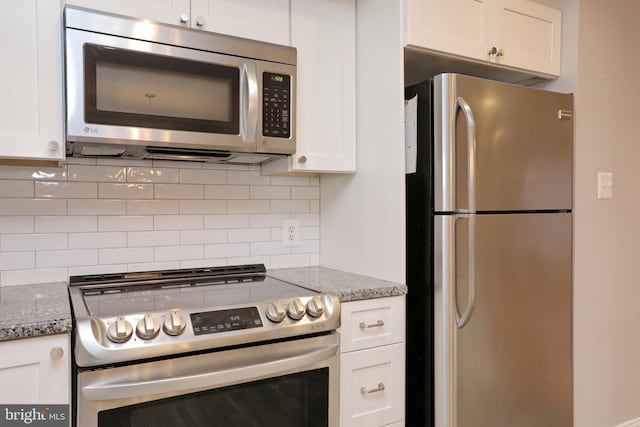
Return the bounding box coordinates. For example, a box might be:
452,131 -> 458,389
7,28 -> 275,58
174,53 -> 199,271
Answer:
450,212 -> 572,427
433,73 -> 573,213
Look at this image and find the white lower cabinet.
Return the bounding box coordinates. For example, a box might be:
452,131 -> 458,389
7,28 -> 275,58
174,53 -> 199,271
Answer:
0,334 -> 70,406
339,296 -> 405,427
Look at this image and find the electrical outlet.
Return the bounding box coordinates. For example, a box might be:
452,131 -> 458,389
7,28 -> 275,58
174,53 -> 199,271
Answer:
597,171 -> 613,200
282,219 -> 300,247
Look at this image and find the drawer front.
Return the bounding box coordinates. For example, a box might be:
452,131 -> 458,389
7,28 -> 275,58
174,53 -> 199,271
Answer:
339,296 -> 404,352
340,343 -> 405,427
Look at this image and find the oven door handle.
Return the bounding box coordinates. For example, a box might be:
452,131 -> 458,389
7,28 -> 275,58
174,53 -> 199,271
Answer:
82,343 -> 338,401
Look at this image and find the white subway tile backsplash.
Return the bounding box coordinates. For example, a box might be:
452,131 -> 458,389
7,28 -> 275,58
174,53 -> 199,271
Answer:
309,253 -> 320,265
127,167 -> 180,184
1,268 -> 69,286
204,214 -> 249,229
154,215 -> 203,230
180,229 -> 226,245
180,169 -> 227,185
0,161 -> 317,285
179,200 -> 226,214
126,200 -> 180,215
270,200 -> 309,214
227,200 -> 270,214
0,180 -> 33,197
128,261 -> 180,272
228,228 -> 270,243
35,181 -> 97,198
270,254 -> 310,269
270,176 -> 311,186
249,214 -> 290,228
155,184 -> 203,200
291,186 -> 320,200
99,183 -> 154,199
68,199 -> 127,215
2,234 -> 67,251
227,171 -> 270,185
128,231 -> 180,247
69,232 -> 127,249
204,185 -> 249,200
100,247 -> 154,264
35,216 -> 97,233
0,165 -> 66,181
36,249 -> 98,268
250,241 -> 290,256
0,252 -> 35,270
155,245 -> 204,262
250,186 -> 290,200
205,243 -> 249,259
68,165 -> 126,182
0,216 -> 34,234
98,216 -> 153,231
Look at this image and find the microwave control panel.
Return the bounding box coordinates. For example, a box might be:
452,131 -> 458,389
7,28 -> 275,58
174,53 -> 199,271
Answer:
262,72 -> 291,138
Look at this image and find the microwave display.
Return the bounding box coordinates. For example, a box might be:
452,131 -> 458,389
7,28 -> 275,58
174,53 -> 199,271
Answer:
262,72 -> 290,138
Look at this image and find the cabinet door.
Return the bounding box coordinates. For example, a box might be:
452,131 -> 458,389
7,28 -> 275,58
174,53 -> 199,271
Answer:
0,0 -> 64,161
65,0 -> 191,27
0,334 -> 70,404
492,0 -> 561,75
263,0 -> 356,174
404,0 -> 492,61
191,0 -> 291,45
340,343 -> 405,427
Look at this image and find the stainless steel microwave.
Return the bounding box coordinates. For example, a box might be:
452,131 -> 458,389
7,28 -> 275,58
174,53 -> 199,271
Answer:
64,6 -> 296,164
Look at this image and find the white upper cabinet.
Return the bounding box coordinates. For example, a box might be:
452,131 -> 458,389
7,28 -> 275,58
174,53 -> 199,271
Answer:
0,0 -> 64,161
66,0 -> 291,45
404,0 -> 561,76
191,0 -> 291,45
65,0 -> 191,27
263,0 -> 356,175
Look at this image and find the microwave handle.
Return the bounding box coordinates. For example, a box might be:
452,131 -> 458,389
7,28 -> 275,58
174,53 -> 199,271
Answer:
241,63 -> 259,144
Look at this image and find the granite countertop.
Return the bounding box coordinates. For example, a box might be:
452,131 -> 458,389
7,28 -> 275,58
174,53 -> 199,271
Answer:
268,266 -> 407,302
0,282 -> 72,342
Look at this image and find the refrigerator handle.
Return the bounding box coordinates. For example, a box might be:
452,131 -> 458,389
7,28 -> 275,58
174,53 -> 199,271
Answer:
454,96 -> 476,329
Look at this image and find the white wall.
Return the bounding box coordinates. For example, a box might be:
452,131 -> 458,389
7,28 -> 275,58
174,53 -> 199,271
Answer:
320,0 -> 405,284
572,1 -> 640,425
0,159 -> 319,286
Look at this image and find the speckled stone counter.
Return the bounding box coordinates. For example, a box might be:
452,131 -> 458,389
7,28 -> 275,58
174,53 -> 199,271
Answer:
268,266 -> 407,302
0,282 -> 72,341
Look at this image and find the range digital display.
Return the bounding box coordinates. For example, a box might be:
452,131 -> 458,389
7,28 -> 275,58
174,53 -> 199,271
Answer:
191,307 -> 263,335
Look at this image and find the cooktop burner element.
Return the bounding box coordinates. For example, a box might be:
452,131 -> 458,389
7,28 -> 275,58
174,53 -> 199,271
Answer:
68,264 -> 340,367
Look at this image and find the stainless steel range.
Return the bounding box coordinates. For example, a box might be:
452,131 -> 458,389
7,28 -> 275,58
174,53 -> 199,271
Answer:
68,264 -> 340,427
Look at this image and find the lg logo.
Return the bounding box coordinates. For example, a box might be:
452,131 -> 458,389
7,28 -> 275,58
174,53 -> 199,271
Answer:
83,126 -> 98,134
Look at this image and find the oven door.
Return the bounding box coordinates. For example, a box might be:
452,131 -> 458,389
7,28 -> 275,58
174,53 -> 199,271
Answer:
76,333 -> 339,427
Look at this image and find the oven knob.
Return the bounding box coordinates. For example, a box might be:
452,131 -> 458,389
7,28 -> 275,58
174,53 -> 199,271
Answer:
306,296 -> 325,318
287,298 -> 306,321
136,314 -> 160,340
163,311 -> 187,336
266,301 -> 286,323
107,317 -> 133,343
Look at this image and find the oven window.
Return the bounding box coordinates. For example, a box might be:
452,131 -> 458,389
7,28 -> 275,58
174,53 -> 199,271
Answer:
83,44 -> 240,134
97,368 -> 329,426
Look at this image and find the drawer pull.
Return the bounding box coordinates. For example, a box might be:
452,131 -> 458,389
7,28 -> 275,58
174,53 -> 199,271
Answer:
360,382 -> 385,395
359,320 -> 384,329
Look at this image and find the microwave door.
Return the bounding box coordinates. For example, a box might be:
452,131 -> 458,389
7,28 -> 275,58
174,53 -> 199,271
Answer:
66,28 -> 258,153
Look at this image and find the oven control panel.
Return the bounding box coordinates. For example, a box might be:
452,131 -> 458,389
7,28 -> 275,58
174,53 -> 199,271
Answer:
77,294 -> 341,367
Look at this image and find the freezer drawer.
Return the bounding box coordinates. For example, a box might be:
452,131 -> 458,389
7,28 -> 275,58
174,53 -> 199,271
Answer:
434,212 -> 572,427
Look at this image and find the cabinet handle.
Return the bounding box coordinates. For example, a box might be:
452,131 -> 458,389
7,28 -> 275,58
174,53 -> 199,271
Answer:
196,16 -> 205,27
179,14 -> 189,24
298,155 -> 308,164
496,48 -> 504,57
488,46 -> 498,56
360,382 -> 385,395
50,347 -> 64,360
47,141 -> 59,152
359,320 -> 384,329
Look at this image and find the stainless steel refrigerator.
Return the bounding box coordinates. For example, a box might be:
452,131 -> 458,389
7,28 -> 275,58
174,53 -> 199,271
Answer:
405,73 -> 573,427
